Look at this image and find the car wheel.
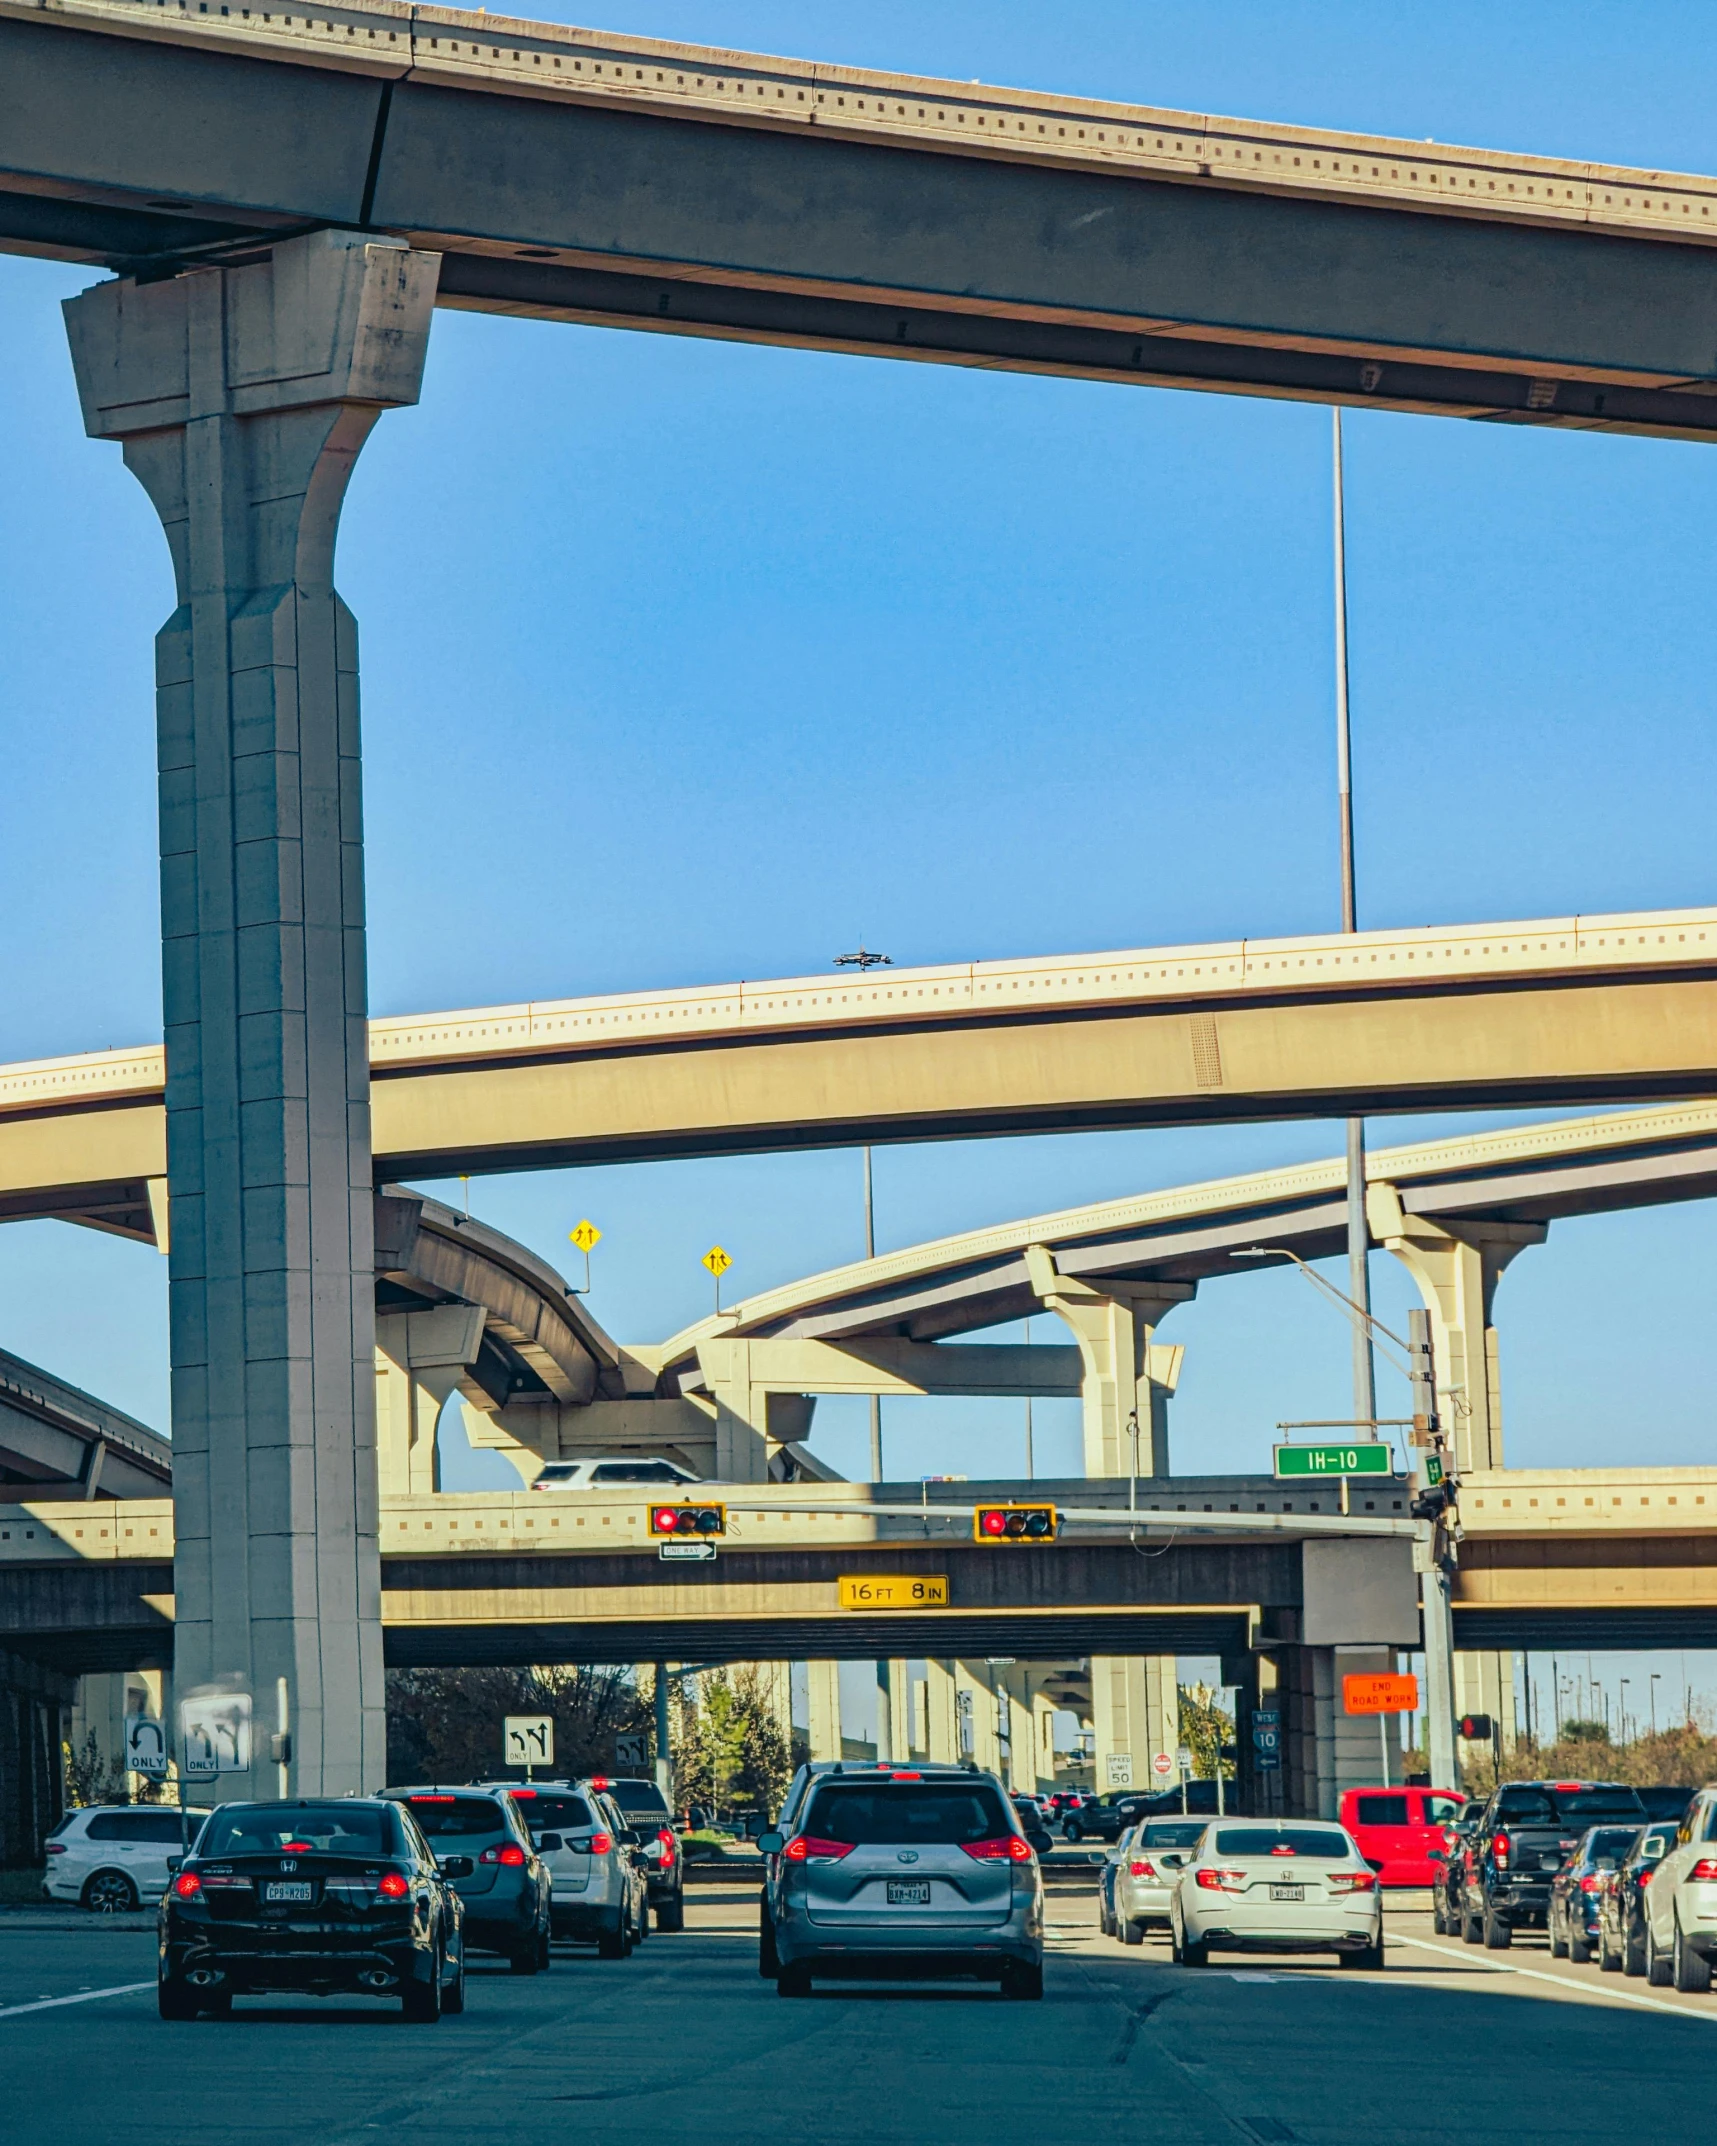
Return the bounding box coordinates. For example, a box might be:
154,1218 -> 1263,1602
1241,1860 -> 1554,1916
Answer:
82,1870 -> 138,1914
443,1944 -> 466,2015
1121,1919 -> 1145,1948
537,1924 -> 553,1971
1598,1926 -> 1622,1973
510,1938 -> 542,1975
157,1976 -> 199,2022
758,1906 -> 779,1976
401,1954 -> 443,2023
1624,1921 -> 1648,1978
1461,1908 -> 1483,1944
1099,1904 -> 1115,1938
1673,1918 -> 1713,1994
1482,1907 -> 1512,1950
1548,1906 -> 1568,1959
657,1891 -> 686,1934
1431,1894 -> 1449,1936
1338,1937 -> 1384,1971
1063,1821 -> 1081,1843
1646,1917 -> 1673,1988
1000,1960 -> 1044,2001
776,1961 -> 812,1997
597,1922 -> 627,1960
1568,1926 -> 1593,1966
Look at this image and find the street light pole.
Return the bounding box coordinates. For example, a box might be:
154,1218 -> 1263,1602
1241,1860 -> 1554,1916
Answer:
835,944 -> 892,1484
1333,409 -> 1377,1437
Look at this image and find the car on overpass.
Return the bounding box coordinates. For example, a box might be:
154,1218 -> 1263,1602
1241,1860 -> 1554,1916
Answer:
759,1766 -> 1044,1999
157,1797 -> 466,2022
529,1456 -> 699,1490
1168,1819 -> 1383,1970
382,1787 -> 553,1974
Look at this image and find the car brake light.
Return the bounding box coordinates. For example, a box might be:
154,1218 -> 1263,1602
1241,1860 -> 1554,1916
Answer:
656,1828 -> 676,1866
479,1843 -> 528,1867
892,1772 -> 922,1781
588,1831 -> 613,1857
783,1836 -> 853,1862
1493,1832 -> 1510,1866
1329,1871 -> 1378,1893
376,1872 -> 410,1899
1128,1859 -> 1156,1878
589,1777 -> 610,1792
1690,1859 -> 1717,1881
1553,1783 -> 1585,1793
172,1871 -> 203,1899
282,1841 -> 313,1853
1639,1869 -> 1653,1887
961,1836 -> 1033,1863
1195,1868 -> 1246,1893
510,1788 -> 537,1799
45,1842 -> 66,1856
409,1795 -> 457,1804
1269,1844 -> 1298,1857
1580,1875 -> 1601,1893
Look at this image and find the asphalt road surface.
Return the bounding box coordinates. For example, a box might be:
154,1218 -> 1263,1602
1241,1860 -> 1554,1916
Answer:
2,1894 -> 1709,2143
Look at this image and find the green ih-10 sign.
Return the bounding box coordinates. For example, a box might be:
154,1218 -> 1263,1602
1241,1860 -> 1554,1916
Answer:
1273,1441 -> 1394,1479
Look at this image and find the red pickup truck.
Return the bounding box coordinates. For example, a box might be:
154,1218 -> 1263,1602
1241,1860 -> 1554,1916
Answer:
1339,1786 -> 1466,1884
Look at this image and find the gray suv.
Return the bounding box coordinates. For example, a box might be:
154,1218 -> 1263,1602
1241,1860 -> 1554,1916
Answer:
384,1788 -> 552,1973
760,1767 -> 1043,1999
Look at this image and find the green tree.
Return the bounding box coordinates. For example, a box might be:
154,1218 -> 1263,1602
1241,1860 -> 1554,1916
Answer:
385,1664 -> 648,1786
1178,1683 -> 1235,1781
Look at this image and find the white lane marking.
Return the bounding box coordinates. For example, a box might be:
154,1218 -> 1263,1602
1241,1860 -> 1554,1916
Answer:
0,1981 -> 154,2021
1391,1933 -> 1717,2023
1225,1971 -> 1281,1982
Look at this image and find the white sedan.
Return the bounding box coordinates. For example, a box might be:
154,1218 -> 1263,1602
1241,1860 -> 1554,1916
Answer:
1112,1817 -> 1208,1943
1168,1819 -> 1384,1969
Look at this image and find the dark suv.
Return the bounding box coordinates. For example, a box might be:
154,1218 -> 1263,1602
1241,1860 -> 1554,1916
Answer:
383,1787 -> 552,1972
597,1776 -> 686,1931
1455,1781 -> 1645,1948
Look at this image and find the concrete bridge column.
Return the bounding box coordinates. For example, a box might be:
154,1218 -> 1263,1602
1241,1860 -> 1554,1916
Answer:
374,1307 -> 486,1496
955,1661 -> 1001,1774
1454,1651 -> 1519,1757
1090,1655 -> 1179,1795
1370,1189 -> 1545,1473
1023,1247 -> 1191,1477
925,1660 -> 960,1764
65,232 -> 438,1798
1030,1683 -> 1059,1789
807,1661 -> 842,1762
1004,1670 -> 1038,1794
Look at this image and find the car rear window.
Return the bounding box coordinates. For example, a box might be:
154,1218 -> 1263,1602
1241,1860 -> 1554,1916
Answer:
1584,1828 -> 1640,1863
1213,1827 -> 1352,1859
1139,1822 -> 1206,1849
604,1780 -> 671,1820
804,1783 -> 1012,1846
399,1795 -> 513,1841
198,1805 -> 400,1857
1354,1795 -> 1410,1827
514,1793 -> 595,1832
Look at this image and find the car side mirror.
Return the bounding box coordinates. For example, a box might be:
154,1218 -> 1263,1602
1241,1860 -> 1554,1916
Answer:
757,1832 -> 784,1856
439,1855 -> 474,1879
618,1828 -> 642,1848
166,1857 -> 182,1874
537,1832 -> 563,1853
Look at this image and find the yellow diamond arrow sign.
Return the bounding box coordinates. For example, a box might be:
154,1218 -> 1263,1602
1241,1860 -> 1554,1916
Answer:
569,1219 -> 602,1253
701,1245 -> 732,1278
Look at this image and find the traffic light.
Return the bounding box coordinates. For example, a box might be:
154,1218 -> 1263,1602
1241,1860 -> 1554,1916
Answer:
972,1503 -> 1058,1543
648,1502 -> 726,1538
1459,1714 -> 1494,1742
1409,1481 -> 1455,1522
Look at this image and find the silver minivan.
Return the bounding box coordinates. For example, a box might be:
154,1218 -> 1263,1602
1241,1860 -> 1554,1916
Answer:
508,1781 -> 646,1958
761,1767 -> 1043,1999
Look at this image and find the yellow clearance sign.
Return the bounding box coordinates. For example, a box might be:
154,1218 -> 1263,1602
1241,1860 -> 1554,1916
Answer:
838,1575 -> 950,1611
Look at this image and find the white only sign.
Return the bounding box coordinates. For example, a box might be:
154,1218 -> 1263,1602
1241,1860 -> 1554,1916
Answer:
180,1691 -> 252,1777
124,1715 -> 170,1779
504,1715 -> 555,1769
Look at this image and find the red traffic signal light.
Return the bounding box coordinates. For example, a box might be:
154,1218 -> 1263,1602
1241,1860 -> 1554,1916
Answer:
972,1503 -> 1058,1543
649,1503 -> 727,1538
1459,1713 -> 1494,1741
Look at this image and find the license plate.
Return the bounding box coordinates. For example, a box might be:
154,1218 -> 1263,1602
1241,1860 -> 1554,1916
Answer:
263,1881 -> 313,1904
886,1881 -> 931,1905
1269,1884 -> 1305,1902
1541,1855 -> 1562,1871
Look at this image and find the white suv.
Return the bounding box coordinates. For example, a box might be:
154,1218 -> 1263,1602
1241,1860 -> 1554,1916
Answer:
1644,1784 -> 1717,1991
530,1457 -> 697,1491
44,1804 -> 195,1911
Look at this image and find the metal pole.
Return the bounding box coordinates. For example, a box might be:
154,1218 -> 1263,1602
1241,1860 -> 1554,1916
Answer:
864,1145 -> 883,1483
1333,408 -> 1377,1437
1379,1712 -> 1389,1790
655,1663 -> 672,1803
1023,1314 -> 1035,1480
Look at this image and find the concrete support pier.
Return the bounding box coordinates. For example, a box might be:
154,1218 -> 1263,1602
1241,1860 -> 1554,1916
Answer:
65,232 -> 438,1797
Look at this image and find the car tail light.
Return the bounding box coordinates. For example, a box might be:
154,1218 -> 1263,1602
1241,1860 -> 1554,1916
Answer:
376,1872 -> 410,1900
782,1836 -> 852,1862
1492,1832 -> 1511,1866
1690,1859 -> 1717,1881
510,1787 -> 537,1799
590,1777 -> 609,1792
1269,1844 -> 1298,1858
961,1836 -> 1033,1863
1129,1858 -> 1156,1878
1195,1868 -> 1246,1893
45,1842 -> 66,1857
892,1772 -> 922,1781
656,1828 -> 676,1866
282,1841 -> 314,1853
1328,1871 -> 1378,1893
172,1871 -> 203,1900
588,1832 -> 614,1857
409,1795 -> 457,1804
1639,1869 -> 1654,1887
1579,1875 -> 1601,1893
479,1843 -> 527,1867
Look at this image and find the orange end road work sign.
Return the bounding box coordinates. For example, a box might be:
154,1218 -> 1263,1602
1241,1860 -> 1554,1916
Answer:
1342,1672 -> 1419,1716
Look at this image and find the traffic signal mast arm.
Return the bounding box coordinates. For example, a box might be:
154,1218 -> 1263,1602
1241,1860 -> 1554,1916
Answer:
627,1497 -> 1413,1538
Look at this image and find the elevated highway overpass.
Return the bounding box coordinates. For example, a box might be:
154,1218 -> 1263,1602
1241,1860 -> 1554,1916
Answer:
6,910 -> 1717,1240
13,1 -> 1717,440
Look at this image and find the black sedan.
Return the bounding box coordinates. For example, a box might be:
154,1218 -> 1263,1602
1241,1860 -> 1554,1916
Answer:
158,1798 -> 467,2022
1548,1825 -> 1640,1964
1596,1823 -> 1676,1976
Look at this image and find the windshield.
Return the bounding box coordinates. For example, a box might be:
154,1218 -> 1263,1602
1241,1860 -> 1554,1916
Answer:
399,1795 -> 514,1841
804,1783 -> 1012,1846
604,1780 -> 672,1820
198,1804 -> 399,1858
1139,1821 -> 1207,1849
1582,1828 -> 1641,1863
1213,1826 -> 1352,1859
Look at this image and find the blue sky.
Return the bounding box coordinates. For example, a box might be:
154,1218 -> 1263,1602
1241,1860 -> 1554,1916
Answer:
3,0 -> 1716,1710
